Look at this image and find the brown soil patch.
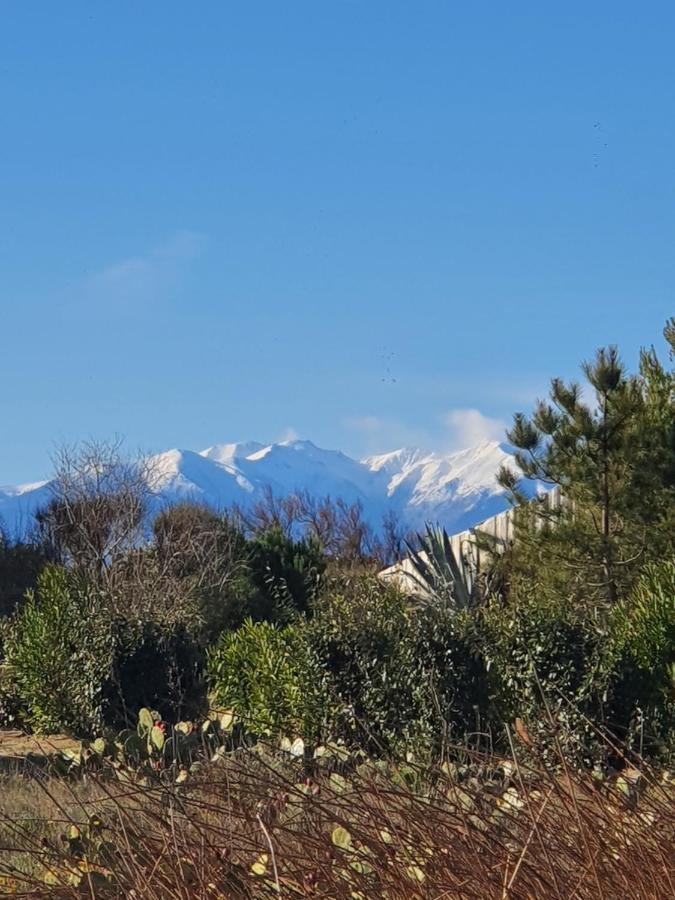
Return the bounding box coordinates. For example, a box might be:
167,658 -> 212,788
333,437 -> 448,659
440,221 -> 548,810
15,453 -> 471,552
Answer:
0,729 -> 79,761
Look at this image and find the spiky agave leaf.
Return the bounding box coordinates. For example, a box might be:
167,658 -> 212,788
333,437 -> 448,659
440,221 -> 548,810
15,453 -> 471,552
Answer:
404,524 -> 472,611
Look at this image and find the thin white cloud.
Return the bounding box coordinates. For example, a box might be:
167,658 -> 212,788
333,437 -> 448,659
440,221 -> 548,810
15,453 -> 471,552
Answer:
441,408 -> 506,450
80,230 -> 205,313
278,426 -> 300,443
343,415 -> 382,435
343,408 -> 507,457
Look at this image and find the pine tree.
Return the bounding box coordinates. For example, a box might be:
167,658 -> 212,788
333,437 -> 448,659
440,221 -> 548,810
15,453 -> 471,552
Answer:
498,320 -> 674,607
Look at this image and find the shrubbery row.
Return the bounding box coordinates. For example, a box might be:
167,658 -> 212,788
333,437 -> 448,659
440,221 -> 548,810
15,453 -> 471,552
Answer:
0,319 -> 672,767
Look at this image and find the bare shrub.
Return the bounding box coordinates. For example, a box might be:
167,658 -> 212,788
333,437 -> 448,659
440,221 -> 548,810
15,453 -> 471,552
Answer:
35,439 -> 154,583
0,741 -> 673,898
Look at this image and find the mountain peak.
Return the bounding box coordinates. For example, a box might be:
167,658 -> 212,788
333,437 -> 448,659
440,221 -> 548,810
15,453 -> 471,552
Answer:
200,441 -> 265,464
363,447 -> 431,473
278,438 -> 317,450
0,438 -> 521,538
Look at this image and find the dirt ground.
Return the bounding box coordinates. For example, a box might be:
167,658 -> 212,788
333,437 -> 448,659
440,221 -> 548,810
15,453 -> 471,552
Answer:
0,729 -> 79,762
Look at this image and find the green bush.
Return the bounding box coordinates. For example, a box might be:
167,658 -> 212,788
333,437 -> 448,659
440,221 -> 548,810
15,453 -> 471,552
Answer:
308,575 -> 485,757
207,618 -> 329,740
608,562 -> 675,757
613,562 -> 675,684
248,526 -> 325,621
412,606 -> 491,751
481,584 -> 610,763
2,567 -> 115,734
480,562 -> 675,763
2,566 -> 207,735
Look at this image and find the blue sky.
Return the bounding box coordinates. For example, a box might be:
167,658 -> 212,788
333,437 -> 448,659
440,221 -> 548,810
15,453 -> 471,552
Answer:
1,2 -> 673,483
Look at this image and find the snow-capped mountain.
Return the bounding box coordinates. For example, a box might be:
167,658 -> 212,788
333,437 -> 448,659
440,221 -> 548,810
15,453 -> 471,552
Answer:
0,439 -> 517,538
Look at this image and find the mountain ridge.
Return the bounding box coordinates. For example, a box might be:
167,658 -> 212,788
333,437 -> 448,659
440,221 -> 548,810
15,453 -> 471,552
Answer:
0,438 -> 518,538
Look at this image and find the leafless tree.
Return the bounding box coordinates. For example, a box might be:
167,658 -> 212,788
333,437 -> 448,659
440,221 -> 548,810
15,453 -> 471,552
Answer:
292,490 -> 339,549
235,486 -> 408,570
235,485 -> 304,537
376,509 -> 409,567
154,501 -> 247,597
35,439 -> 154,582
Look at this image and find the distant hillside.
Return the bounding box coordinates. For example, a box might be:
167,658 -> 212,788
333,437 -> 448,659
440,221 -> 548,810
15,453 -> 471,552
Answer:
0,438 -> 520,538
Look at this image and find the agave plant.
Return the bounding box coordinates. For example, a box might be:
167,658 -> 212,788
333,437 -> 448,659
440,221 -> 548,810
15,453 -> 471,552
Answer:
403,524 -> 474,612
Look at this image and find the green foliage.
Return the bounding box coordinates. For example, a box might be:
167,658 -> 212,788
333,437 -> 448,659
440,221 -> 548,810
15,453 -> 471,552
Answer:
62,707 -> 239,782
481,585 -> 610,762
308,576 -> 486,756
480,559 -> 675,764
2,567 -> 114,734
404,524 -> 473,611
248,525 -> 325,621
309,577 -> 423,752
499,325 -> 674,606
207,618 -> 328,740
412,605 -> 491,752
2,566 -> 207,735
614,562 -> 675,680
608,562 -> 675,756
488,318 -> 673,760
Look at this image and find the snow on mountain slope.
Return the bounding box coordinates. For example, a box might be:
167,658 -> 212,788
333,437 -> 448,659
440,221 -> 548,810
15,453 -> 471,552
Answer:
363,440 -> 515,532
0,480 -> 53,538
0,438 -> 518,538
238,440 -> 382,502
199,441 -> 266,466
149,448 -> 258,503
365,447 -> 432,480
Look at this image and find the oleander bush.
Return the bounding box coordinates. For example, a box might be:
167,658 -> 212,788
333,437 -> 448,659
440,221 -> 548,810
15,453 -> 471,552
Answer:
2,567 -> 115,734
2,566 -> 206,734
208,618 -> 330,741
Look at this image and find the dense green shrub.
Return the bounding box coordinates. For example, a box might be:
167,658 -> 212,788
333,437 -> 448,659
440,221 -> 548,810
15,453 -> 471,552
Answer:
206,576 -> 488,757
248,526 -> 325,621
613,562 -> 675,685
308,577 -> 419,752
481,583 -> 610,763
308,576 -> 485,756
607,562 -> 675,757
2,567 -> 115,734
480,561 -> 674,764
2,566 -> 207,735
207,618 -> 329,740
412,606 -> 491,751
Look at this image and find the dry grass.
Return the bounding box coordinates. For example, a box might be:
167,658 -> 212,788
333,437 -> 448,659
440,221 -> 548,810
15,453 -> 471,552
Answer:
0,741 -> 673,898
